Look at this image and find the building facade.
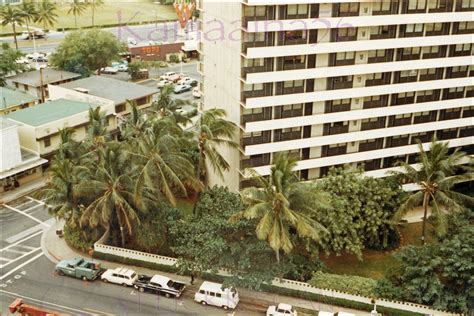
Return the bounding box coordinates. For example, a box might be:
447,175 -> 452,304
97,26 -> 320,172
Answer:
0,87 -> 39,116
198,0 -> 474,191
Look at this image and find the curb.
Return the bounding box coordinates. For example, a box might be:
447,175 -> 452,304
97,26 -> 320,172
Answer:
40,219 -> 63,264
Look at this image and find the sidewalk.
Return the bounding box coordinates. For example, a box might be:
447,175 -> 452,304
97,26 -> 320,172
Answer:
0,178 -> 46,204
42,220 -> 368,315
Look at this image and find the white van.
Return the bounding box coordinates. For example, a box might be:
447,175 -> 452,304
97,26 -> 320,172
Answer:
194,281 -> 239,310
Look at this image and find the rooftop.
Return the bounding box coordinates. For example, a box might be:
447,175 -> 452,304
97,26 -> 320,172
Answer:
0,87 -> 38,110
59,75 -> 157,105
0,116 -> 18,131
6,99 -> 100,127
7,69 -> 81,87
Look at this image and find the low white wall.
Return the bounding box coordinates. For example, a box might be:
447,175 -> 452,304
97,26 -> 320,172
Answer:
94,241 -> 457,315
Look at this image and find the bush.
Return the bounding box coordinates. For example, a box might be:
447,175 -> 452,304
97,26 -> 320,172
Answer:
64,223 -> 101,252
284,255 -> 324,282
169,54 -> 180,63
308,271 -> 377,297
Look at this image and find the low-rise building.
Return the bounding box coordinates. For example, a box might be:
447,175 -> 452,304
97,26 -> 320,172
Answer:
6,98 -> 116,159
6,69 -> 81,101
0,87 -> 39,115
51,75 -> 158,117
0,117 -> 47,195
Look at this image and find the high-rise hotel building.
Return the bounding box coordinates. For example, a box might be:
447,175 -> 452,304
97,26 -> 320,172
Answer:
197,0 -> 473,191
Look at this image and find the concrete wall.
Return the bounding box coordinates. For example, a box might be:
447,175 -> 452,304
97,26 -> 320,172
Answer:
0,123 -> 22,172
201,1 -> 243,192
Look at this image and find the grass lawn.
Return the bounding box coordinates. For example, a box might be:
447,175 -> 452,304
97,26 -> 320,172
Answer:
321,221 -> 437,280
1,2 -> 176,35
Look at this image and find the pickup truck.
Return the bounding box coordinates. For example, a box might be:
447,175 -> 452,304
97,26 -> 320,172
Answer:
267,303 -> 298,316
133,274 -> 186,298
55,257 -> 103,281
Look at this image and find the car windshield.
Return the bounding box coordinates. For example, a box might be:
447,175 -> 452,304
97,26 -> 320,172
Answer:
167,280 -> 173,287
131,273 -> 136,279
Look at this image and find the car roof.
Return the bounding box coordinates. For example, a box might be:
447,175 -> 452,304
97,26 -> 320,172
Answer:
278,303 -> 292,310
318,312 -> 334,316
151,275 -> 171,284
199,281 -> 228,292
336,313 -> 355,316
112,267 -> 135,276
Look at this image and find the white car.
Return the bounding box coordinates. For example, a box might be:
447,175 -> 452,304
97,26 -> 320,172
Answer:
102,67 -> 118,74
157,78 -> 172,88
267,303 -> 297,316
127,37 -> 137,46
160,71 -> 176,80
101,267 -> 138,287
192,87 -> 202,98
26,52 -> 44,60
15,57 -> 29,64
116,64 -> 128,72
194,281 -> 239,310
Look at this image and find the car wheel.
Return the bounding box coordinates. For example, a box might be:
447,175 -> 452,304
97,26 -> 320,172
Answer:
223,305 -> 228,310
122,283 -> 128,287
165,293 -> 171,298
138,287 -> 145,293
82,276 -> 88,281
201,301 -> 207,306
57,270 -> 64,276
102,278 -> 108,283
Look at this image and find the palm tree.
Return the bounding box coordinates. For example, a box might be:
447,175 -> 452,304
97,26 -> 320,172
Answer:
56,127 -> 81,161
78,142 -> 141,247
132,118 -> 200,207
152,85 -> 192,126
68,0 -> 88,29
35,0 -> 58,31
18,2 -> 37,42
88,0 -> 104,27
392,138 -> 474,244
0,5 -> 24,50
120,100 -> 150,140
193,108 -> 237,184
232,152 -> 330,263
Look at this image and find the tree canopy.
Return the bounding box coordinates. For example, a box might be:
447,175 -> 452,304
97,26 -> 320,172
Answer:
50,29 -> 125,76
0,43 -> 26,86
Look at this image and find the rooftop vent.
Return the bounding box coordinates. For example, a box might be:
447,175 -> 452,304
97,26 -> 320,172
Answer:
74,87 -> 89,94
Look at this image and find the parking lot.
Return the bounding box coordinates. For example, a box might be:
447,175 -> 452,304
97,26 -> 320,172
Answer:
0,196 -> 51,285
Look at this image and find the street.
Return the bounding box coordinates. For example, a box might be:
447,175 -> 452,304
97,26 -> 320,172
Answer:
0,196 -> 262,315
0,21 -> 197,54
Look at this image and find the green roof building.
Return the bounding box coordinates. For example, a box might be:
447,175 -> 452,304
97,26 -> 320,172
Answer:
0,87 -> 39,115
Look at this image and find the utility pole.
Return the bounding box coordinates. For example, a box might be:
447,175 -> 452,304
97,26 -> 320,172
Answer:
39,67 -> 46,103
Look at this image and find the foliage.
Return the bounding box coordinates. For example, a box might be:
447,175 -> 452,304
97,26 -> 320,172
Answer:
170,186 -> 279,290
68,0 -> 88,29
64,222 -> 102,252
87,0 -> 104,27
317,167 -> 404,257
128,60 -> 147,81
374,211 -> 474,313
152,85 -> 191,125
283,254 -> 324,282
169,54 -> 180,63
34,0 -> 58,30
0,5 -> 23,50
392,138 -> 474,242
309,271 -> 377,297
235,152 -> 331,262
50,29 -> 125,75
0,43 -> 26,86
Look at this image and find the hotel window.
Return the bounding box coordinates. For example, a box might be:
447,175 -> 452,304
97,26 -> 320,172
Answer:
428,0 -> 448,11
244,32 -> 265,43
461,0 -> 474,8
337,2 -> 360,16
327,98 -> 351,112
458,21 -> 474,32
244,58 -> 264,68
408,0 -> 427,11
420,68 -> 438,80
422,45 -> 440,56
453,43 -> 473,55
244,83 -> 264,92
425,23 -> 443,34
370,25 -> 392,39
401,46 -> 421,59
244,6 -> 267,18
337,27 -> 357,38
368,49 -> 389,63
417,90 -> 437,102
44,137 -> 51,148
287,4 -> 308,16
373,0 -> 392,13
283,80 -> 304,89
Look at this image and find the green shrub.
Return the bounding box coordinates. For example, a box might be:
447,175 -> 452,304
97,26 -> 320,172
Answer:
64,224 -> 99,252
308,271 -> 377,297
169,54 -> 180,63
93,251 -> 179,274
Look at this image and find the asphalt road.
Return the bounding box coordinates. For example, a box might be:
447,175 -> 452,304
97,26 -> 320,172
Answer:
0,196 -> 262,316
1,21 -> 197,54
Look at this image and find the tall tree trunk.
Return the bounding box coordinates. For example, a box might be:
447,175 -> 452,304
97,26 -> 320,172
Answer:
74,15 -> 78,29
12,23 -> 18,50
421,192 -> 429,245
92,8 -> 95,27
25,21 -> 31,41
275,249 -> 280,263
192,150 -> 206,215
116,210 -> 126,247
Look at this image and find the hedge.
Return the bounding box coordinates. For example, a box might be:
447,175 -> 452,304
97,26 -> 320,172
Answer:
93,250 -> 425,316
309,271 -> 377,297
57,19 -> 176,32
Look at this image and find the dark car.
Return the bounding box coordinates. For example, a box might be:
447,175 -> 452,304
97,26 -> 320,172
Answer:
133,274 -> 186,298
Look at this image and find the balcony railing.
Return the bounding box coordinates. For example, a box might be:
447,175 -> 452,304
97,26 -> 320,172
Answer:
361,119 -> 386,131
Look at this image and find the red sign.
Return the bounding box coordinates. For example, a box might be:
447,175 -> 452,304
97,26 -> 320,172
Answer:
174,0 -> 196,29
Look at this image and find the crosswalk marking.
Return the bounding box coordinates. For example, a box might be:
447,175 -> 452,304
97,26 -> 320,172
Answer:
0,247 -> 42,270
3,248 -> 26,254
14,245 -> 37,251
2,204 -> 49,227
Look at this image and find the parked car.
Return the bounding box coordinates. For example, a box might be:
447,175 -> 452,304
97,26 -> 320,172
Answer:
101,267 -> 138,286
116,64 -> 128,72
178,78 -> 198,87
32,55 -> 47,62
169,73 -> 186,83
160,71 -> 176,80
26,52 -> 44,60
127,37 -> 137,46
101,67 -> 118,74
174,84 -> 192,94
15,57 -> 29,64
157,79 -> 172,88
194,281 -> 239,310
192,87 -> 202,98
55,257 -> 103,281
22,30 -> 45,40
133,274 -> 186,298
267,303 -> 298,316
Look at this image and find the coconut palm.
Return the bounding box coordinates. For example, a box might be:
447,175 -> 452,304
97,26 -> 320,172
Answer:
35,0 -> 58,31
87,0 -> 104,27
0,5 -> 24,50
132,118 -> 200,207
120,100 -> 150,140
68,0 -> 88,29
18,2 -> 37,42
152,85 -> 192,126
392,138 -> 474,244
232,152 -> 330,263
193,108 -> 237,184
78,142 -> 141,247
